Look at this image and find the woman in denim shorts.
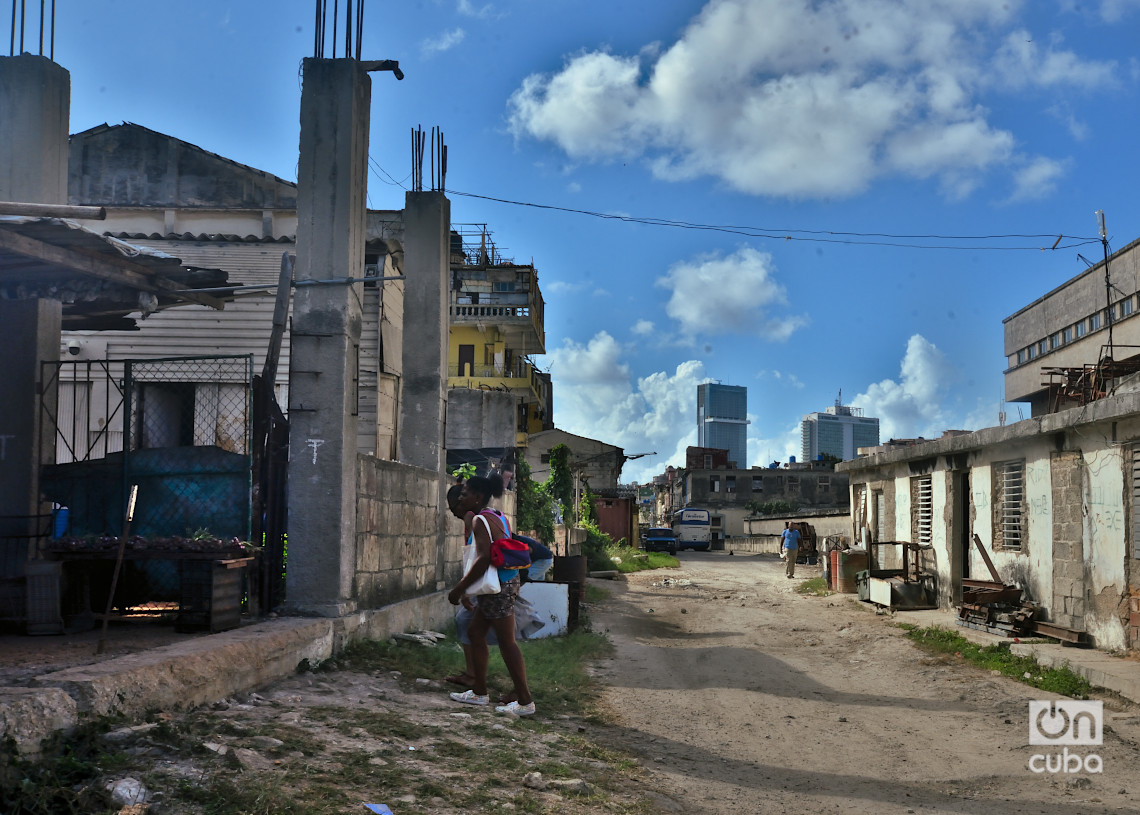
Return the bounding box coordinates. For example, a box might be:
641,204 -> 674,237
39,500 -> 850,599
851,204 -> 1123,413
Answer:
446,473 -> 534,716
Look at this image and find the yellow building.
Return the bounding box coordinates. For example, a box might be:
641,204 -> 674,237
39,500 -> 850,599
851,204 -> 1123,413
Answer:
448,226 -> 550,447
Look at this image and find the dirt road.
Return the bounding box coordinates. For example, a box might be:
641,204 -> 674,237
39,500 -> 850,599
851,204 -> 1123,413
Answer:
591,551 -> 1140,815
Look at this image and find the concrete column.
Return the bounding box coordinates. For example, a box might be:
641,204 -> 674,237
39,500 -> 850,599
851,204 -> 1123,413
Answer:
0,300 -> 60,548
0,55 -> 69,204
285,59 -> 370,617
398,191 -> 450,472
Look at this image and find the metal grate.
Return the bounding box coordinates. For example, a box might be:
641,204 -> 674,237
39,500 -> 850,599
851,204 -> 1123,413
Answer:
999,460 -> 1024,550
1132,449 -> 1140,560
913,476 -> 932,546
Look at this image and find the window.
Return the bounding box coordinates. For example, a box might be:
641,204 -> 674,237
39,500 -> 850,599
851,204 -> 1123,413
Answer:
1076,321 -> 1086,338
492,281 -> 516,292
1027,345 -> 1036,360
787,475 -> 800,494
874,490 -> 886,542
1062,327 -> 1073,343
994,460 -> 1025,550
1038,340 -> 1048,356
710,476 -> 720,493
540,454 -> 550,464
1123,297 -> 1134,317
704,454 -> 712,468
726,476 -> 736,494
911,475 -> 932,546
1050,333 -> 1060,350
818,476 -> 830,492
751,477 -> 764,493
1017,349 -> 1027,364
1132,448 -> 1140,560
1090,312 -> 1102,331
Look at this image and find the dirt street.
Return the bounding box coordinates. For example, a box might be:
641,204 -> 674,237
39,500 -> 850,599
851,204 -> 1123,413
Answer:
590,551 -> 1140,815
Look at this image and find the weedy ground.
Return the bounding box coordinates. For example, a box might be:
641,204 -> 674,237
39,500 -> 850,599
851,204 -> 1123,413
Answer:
2,586 -> 669,815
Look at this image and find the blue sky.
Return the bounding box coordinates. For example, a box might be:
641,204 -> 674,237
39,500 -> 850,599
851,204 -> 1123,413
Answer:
28,0 -> 1140,483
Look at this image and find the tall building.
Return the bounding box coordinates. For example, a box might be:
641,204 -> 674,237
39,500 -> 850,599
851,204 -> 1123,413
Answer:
697,383 -> 748,468
801,398 -> 879,461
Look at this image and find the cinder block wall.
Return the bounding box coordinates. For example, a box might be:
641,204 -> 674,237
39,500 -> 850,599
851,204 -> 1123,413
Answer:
355,456 -> 455,608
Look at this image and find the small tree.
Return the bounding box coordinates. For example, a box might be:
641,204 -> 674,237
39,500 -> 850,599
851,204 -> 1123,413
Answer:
546,443 -> 574,522
578,483 -> 598,525
515,458 -> 555,543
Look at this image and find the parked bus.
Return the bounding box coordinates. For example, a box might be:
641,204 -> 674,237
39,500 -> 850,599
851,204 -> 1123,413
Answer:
672,507 -> 712,551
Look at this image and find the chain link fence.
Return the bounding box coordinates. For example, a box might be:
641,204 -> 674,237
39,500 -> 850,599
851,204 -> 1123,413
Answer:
38,355 -> 255,627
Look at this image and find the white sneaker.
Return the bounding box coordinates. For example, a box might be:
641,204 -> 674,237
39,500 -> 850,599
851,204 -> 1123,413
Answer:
450,689 -> 489,706
495,700 -> 535,716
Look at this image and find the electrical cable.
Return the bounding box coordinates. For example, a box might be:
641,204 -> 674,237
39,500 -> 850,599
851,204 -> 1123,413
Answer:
442,188 -> 1102,252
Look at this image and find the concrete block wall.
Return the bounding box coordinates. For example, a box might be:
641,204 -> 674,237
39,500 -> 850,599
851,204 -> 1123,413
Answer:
1050,451 -> 1085,628
354,456 -> 456,608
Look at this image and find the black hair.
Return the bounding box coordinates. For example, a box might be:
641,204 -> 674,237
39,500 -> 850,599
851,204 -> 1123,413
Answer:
464,473 -> 504,507
446,484 -> 463,508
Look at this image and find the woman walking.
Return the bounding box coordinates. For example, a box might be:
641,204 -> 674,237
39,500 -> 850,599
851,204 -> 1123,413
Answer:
446,474 -> 534,716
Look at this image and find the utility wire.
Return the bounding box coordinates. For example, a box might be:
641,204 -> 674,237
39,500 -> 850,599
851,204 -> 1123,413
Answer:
363,156 -> 1102,251
442,188 -> 1101,252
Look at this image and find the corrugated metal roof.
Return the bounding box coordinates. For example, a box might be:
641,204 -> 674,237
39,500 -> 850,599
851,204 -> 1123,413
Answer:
0,215 -> 231,329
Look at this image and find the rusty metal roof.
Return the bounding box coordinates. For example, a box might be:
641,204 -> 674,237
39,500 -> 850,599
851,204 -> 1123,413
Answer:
0,216 -> 230,330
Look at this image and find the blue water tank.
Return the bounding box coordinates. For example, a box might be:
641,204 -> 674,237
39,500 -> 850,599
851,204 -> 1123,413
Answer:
789,455 -> 796,464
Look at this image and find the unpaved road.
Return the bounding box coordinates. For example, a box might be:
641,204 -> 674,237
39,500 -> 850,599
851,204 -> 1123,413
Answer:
591,551 -> 1140,815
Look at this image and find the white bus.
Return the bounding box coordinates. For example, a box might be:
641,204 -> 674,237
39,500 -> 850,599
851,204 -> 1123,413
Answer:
672,507 -> 712,551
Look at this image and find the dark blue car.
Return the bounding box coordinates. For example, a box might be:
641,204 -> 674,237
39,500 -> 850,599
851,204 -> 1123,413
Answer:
643,527 -> 677,555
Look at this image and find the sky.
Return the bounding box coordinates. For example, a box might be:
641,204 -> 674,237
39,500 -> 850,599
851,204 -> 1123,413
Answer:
22,0 -> 1140,483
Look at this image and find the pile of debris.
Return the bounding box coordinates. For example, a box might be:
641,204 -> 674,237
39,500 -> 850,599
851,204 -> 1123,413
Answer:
957,534 -> 1087,645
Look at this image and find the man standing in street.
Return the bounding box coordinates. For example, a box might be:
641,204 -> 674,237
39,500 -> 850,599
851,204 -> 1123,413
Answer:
781,521 -> 800,579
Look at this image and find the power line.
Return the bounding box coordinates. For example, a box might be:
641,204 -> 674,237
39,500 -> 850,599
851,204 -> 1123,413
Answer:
442,188 -> 1102,252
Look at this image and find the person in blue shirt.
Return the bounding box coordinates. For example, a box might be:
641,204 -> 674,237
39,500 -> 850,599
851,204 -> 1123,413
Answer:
781,521 -> 801,579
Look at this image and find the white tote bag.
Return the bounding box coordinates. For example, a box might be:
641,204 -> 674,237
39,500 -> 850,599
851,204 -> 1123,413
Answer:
462,520 -> 501,596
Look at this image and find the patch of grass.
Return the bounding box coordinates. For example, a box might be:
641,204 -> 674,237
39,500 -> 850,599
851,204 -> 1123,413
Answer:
899,624 -> 1093,698
584,583 -> 609,604
0,724 -> 129,815
795,577 -> 831,596
310,706 -> 440,741
603,544 -> 679,573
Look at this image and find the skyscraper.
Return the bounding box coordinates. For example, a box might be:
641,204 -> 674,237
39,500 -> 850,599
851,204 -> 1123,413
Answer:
697,383 -> 748,468
800,398 -> 880,462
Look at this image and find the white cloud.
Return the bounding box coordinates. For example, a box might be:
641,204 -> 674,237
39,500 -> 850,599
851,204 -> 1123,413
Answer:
421,28 -> 465,56
457,0 -> 494,18
1096,0 -> 1140,22
544,280 -> 589,295
853,334 -> 958,441
991,31 -> 1116,90
1008,156 -> 1067,202
507,0 -> 1118,199
656,247 -> 806,341
547,332 -> 709,483
631,319 -> 655,336
763,370 -> 805,389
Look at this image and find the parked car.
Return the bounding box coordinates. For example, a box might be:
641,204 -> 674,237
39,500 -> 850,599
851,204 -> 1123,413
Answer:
642,527 -> 678,555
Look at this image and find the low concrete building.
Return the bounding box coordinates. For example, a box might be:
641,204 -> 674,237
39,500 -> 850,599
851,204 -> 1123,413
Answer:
838,394 -> 1140,651
524,429 -> 624,491
1004,235 -> 1140,417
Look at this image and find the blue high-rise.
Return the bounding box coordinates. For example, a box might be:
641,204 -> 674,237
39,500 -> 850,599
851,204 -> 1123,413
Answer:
697,383 -> 748,468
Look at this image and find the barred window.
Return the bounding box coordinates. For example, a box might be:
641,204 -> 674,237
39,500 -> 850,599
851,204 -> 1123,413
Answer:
911,476 -> 932,546
994,460 -> 1025,550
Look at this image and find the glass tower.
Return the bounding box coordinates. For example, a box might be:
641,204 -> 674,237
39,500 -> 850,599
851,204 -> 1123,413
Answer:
697,383 -> 748,468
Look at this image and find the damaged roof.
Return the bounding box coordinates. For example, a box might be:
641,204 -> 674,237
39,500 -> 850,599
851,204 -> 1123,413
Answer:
0,215 -> 231,330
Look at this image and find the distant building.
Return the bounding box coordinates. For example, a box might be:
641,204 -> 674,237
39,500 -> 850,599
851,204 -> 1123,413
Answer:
697,383 -> 748,468
801,398 -> 879,462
